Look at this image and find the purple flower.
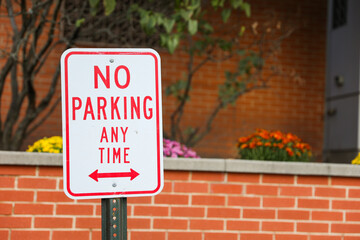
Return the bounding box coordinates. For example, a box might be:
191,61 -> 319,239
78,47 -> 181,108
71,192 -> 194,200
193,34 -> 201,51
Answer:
163,138 -> 200,158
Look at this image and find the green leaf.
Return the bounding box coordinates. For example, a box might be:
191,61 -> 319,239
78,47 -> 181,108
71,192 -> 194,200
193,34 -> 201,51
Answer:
230,0 -> 243,9
166,35 -> 180,54
238,26 -> 246,36
89,0 -> 99,8
242,2 -> 251,17
188,19 -> 198,35
221,9 -> 231,23
180,9 -> 192,21
163,18 -> 176,34
75,18 -> 85,28
103,0 -> 116,16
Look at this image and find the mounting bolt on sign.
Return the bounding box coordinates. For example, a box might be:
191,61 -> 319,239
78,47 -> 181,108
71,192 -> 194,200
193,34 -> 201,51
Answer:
60,48 -> 163,199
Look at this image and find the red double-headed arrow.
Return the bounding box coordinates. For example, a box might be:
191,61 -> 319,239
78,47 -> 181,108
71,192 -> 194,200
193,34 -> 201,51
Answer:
89,169 -> 140,182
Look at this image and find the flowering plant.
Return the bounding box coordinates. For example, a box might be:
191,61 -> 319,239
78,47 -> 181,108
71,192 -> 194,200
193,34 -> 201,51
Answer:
26,136 -> 200,158
237,129 -> 312,162
351,153 -> 360,164
26,136 -> 63,153
163,138 -> 200,158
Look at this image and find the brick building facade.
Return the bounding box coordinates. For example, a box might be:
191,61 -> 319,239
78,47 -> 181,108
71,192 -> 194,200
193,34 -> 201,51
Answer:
0,0 -> 327,159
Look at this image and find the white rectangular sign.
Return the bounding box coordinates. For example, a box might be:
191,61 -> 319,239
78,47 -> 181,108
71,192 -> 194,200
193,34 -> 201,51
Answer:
61,48 -> 163,199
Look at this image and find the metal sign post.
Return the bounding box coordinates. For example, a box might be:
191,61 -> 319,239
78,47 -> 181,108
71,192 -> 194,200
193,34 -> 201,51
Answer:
102,198 -> 127,240
60,48 -> 164,240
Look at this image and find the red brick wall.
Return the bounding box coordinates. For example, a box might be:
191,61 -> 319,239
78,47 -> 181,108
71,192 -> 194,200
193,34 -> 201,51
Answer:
1,164 -> 360,240
0,0 -> 327,160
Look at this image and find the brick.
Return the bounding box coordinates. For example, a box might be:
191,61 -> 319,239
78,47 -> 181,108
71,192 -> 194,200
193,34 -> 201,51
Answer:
171,206 -> 205,217
192,171 -> 225,182
0,176 -> 15,188
348,188 -> 360,198
227,173 -> 260,183
331,177 -> 360,186
262,221 -> 294,232
0,216 -> 31,228
0,166 -> 36,176
297,222 -> 329,233
56,204 -> 94,215
162,181 -> 174,193
38,166 -> 63,176
297,176 -> 329,185
278,210 -> 310,220
346,212 -> 360,221
344,236 -> 360,240
153,218 -> 188,229
18,177 -> 57,189
154,194 -> 189,205
164,171 -> 189,181
297,198 -> 329,209
131,231 -> 165,240
228,196 -> 260,207
91,231 -> 101,240
127,196 -> 152,204
11,230 -> 50,240
210,183 -> 243,194
190,219 -> 224,230
243,209 -> 275,219
315,187 -> 346,198
192,195 -> 225,206
174,182 -> 208,193
76,217 -> 101,229
128,218 -> 151,229
133,206 -> 169,216
52,231 -> 90,240
14,203 -> 53,215
312,211 -> 343,221
275,234 -> 308,240
227,220 -> 259,231
0,203 -> 12,215
279,186 -> 312,196
310,236 -> 341,240
246,185 -> 278,195
204,232 -> 237,240
207,207 -> 240,218
241,233 -> 273,240
168,232 -> 202,240
262,174 -> 294,184
0,190 -> 34,202
331,223 -> 360,233
35,217 -> 73,228
263,197 -> 295,208
37,190 -> 74,202
333,200 -> 360,210
0,230 -> 9,240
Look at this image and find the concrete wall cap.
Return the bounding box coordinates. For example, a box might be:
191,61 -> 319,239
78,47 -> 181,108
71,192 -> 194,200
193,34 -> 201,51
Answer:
0,151 -> 359,177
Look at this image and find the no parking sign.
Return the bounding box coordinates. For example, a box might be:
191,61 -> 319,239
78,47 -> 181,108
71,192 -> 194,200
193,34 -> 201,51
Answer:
61,48 -> 163,199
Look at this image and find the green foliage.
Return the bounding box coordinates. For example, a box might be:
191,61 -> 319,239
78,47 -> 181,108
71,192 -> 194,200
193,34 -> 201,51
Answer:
218,51 -> 263,105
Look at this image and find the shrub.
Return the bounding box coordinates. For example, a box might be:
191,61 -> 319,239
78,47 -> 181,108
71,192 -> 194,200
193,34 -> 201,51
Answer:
163,138 -> 200,158
237,129 -> 312,161
26,136 -> 63,153
26,136 -> 200,158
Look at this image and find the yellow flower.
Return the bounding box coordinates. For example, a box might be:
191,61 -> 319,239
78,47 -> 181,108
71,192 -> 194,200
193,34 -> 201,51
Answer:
352,153 -> 360,165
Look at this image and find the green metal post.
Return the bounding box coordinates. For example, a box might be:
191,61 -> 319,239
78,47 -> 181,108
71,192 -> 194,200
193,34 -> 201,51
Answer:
102,198 -> 127,240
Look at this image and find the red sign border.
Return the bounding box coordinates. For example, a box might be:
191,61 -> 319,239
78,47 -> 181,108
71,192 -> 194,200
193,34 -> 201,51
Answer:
63,50 -> 162,198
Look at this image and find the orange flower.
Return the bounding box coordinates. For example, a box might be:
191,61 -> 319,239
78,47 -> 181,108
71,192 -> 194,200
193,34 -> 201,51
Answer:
241,144 -> 248,149
238,137 -> 248,143
277,143 -> 284,149
264,142 -> 271,147
249,142 -> 256,149
256,142 -> 263,146
286,147 -> 294,157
